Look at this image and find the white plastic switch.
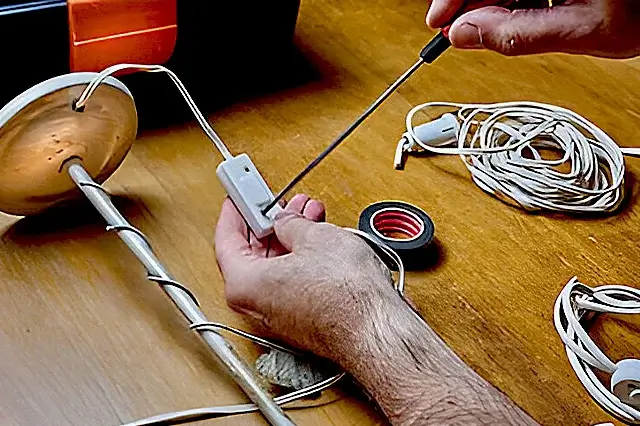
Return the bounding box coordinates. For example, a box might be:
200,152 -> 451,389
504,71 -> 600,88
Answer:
217,154 -> 283,239
413,112 -> 459,147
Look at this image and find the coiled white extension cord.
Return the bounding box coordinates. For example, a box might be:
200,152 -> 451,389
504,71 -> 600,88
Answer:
397,101 -> 640,214
554,277 -> 640,424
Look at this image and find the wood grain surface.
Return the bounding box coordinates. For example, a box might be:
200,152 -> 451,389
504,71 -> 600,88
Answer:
2,0 -> 640,425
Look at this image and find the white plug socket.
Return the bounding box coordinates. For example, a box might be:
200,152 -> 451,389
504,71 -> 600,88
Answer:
217,154 -> 283,239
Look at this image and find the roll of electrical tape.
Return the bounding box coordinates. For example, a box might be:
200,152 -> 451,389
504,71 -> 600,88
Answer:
358,201 -> 435,270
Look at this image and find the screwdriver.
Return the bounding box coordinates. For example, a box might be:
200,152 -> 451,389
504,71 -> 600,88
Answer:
261,31 -> 452,215
260,0 -> 534,215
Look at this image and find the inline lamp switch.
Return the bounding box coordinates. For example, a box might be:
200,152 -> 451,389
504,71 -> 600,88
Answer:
217,154 -> 283,239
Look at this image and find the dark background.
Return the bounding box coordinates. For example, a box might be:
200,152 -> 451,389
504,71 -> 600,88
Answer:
0,1 -> 303,128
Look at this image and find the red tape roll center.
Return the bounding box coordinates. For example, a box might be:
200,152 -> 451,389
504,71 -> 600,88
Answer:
372,210 -> 423,240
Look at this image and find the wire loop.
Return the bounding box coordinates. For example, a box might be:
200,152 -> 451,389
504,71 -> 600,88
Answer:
77,179 -> 203,307
400,101 -> 637,214
74,63 -> 233,160
554,277 -> 640,424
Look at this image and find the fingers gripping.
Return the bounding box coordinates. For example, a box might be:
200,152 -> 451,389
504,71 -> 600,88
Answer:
273,212 -> 318,252
449,5 -> 593,55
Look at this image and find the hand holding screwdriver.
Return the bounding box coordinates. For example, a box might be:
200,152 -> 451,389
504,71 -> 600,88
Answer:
262,0 -> 640,215
262,3 -> 517,214
427,0 -> 640,58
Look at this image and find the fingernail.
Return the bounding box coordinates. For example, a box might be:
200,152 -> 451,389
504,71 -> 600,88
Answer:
426,9 -> 435,27
454,23 -> 483,49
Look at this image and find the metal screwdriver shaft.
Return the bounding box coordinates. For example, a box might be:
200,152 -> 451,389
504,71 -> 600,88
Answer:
66,162 -> 295,426
262,32 -> 451,215
262,58 -> 423,214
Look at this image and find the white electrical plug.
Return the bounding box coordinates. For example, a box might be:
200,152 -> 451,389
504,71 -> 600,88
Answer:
395,113 -> 460,169
413,112 -> 459,147
217,154 -> 283,239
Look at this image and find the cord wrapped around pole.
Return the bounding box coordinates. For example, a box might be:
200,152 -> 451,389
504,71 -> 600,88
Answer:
65,161 -> 296,426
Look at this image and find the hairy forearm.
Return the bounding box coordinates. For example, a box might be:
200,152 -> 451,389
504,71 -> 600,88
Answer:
336,290 -> 538,425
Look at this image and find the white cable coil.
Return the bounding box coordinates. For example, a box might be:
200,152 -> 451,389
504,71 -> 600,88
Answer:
554,277 -> 640,424
398,101 -> 640,214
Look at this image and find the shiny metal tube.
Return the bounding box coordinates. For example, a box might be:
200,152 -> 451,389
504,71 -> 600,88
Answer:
67,162 -> 295,426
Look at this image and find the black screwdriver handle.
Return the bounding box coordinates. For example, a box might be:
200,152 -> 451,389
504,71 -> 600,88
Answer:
420,32 -> 452,63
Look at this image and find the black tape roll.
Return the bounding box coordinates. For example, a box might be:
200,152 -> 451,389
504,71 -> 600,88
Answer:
358,201 -> 435,270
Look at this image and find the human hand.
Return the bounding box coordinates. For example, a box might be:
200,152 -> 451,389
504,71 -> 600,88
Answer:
426,0 -> 640,58
214,194 -> 398,363
215,195 -> 539,425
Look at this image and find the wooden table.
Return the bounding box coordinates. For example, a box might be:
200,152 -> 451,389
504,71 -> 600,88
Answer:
2,0 -> 640,425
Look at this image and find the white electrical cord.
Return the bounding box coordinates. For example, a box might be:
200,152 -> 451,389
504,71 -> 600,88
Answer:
398,101 -> 640,214
74,64 -> 234,160
554,277 -> 640,424
122,228 -> 407,426
73,64 -> 416,425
